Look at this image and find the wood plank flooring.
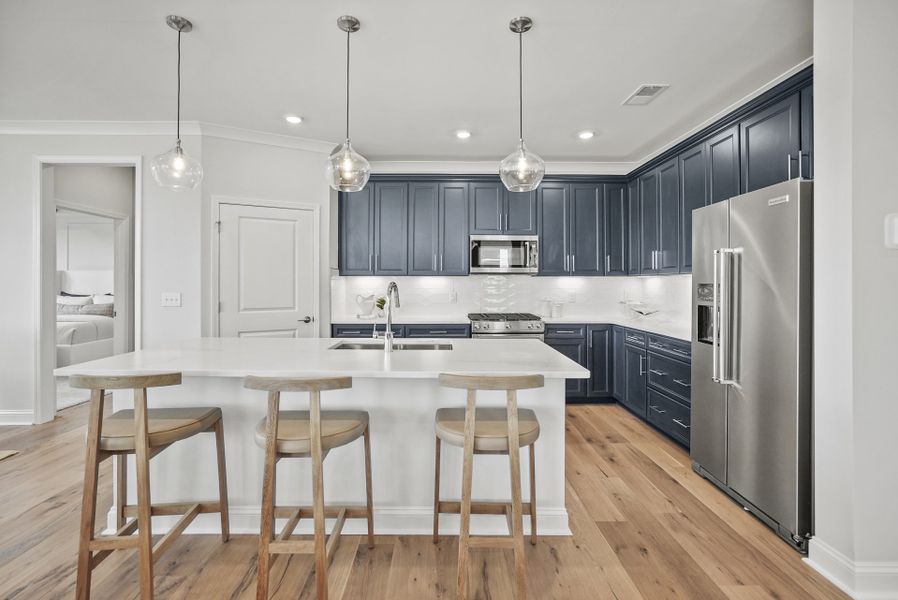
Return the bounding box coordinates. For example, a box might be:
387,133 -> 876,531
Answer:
0,403 -> 847,599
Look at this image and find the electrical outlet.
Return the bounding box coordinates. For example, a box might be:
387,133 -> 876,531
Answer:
161,292 -> 182,307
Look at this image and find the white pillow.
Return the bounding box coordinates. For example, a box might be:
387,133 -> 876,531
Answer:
92,294 -> 114,305
57,295 -> 93,306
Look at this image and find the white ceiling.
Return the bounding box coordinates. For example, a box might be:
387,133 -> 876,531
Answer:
0,0 -> 812,162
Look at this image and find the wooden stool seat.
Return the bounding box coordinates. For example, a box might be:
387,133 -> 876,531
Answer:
252,410 -> 368,455
435,407 -> 540,452
100,407 -> 223,452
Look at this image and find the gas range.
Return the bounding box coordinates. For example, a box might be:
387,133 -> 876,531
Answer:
468,312 -> 545,338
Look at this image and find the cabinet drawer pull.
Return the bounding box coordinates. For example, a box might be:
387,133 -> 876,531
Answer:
649,404 -> 666,414
554,329 -> 577,334
342,330 -> 362,335
649,369 -> 668,377
430,330 -> 448,334
626,336 -> 642,343
673,379 -> 692,388
673,418 -> 691,430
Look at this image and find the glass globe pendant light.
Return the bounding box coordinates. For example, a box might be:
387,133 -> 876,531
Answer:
151,15 -> 203,191
499,17 -> 545,193
326,16 -> 370,192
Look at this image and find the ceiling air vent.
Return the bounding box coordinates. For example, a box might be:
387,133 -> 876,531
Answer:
622,83 -> 670,106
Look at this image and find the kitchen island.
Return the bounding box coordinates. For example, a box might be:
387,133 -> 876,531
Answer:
56,337 -> 588,536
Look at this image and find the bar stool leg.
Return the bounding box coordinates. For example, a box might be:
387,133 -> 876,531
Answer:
115,454 -> 127,529
506,391 -> 527,600
134,389 -> 155,600
213,419 -> 230,542
432,436 -> 441,543
529,443 -> 537,545
457,391 -> 476,600
257,394 -> 279,600
76,389 -> 105,600
310,391 -> 329,600
363,425 -> 375,549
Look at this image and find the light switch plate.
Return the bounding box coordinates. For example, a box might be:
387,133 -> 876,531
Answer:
161,292 -> 182,307
885,213 -> 898,249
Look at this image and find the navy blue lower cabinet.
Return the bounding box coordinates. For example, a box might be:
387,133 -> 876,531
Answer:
623,343 -> 648,417
612,327 -> 627,400
586,325 -> 612,398
544,326 -> 587,399
404,324 -> 470,338
646,389 -> 691,447
332,323 -> 404,338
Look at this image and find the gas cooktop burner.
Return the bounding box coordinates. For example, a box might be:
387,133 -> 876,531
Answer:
467,312 -> 541,322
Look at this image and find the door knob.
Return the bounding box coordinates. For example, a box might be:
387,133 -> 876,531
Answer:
299,316 -> 314,323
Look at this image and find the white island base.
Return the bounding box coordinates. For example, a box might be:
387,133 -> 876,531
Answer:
57,337 -> 588,537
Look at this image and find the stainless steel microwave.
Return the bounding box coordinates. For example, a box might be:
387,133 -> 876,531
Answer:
469,235 -> 539,274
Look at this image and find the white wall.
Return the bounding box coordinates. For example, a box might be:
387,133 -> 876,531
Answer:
54,165 -> 134,216
56,216 -> 114,272
810,1 -> 898,597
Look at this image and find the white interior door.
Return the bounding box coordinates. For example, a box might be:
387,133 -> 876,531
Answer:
218,203 -> 318,338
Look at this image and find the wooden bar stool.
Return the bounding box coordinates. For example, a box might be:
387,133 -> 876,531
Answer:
245,376 -> 374,600
433,373 -> 544,600
71,372 -> 230,600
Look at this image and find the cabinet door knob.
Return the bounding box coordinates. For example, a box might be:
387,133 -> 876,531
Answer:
300,316 -> 314,324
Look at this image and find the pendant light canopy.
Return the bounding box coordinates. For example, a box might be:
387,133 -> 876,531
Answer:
499,16 -> 545,193
326,15 -> 370,192
152,15 -> 203,191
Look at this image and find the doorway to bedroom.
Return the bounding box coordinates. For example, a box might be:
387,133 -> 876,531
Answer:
50,165 -> 136,411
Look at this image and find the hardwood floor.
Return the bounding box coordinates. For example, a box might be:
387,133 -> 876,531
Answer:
0,403 -> 847,599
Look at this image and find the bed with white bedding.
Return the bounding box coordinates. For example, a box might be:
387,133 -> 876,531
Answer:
56,315 -> 114,367
55,269 -> 116,367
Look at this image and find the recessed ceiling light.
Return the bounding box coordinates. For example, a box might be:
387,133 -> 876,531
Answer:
578,130 -> 595,140
284,115 -> 303,125
455,130 -> 472,140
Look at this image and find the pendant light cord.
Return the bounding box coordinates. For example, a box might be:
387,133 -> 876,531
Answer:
345,29 -> 351,141
518,30 -> 523,143
176,29 -> 182,144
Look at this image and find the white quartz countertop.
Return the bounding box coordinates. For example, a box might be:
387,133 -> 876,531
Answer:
55,337 -> 590,379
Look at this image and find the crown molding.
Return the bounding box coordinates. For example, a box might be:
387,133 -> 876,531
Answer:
369,160 -> 637,176
197,122 -> 335,154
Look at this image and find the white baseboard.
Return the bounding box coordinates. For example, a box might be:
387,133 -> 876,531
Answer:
107,504 -> 571,537
807,538 -> 898,599
0,410 -> 33,425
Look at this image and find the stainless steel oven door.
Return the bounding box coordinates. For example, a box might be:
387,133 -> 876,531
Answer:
472,333 -> 545,341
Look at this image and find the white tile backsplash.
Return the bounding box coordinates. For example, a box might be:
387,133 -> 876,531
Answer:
331,274 -> 692,324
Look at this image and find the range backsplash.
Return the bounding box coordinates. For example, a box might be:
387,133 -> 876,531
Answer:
331,273 -> 691,324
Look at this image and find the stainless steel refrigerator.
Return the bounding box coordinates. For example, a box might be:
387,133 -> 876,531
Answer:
691,178 -> 813,552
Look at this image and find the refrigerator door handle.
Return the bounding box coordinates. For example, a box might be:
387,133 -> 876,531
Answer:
719,248 -> 738,386
712,249 -> 721,383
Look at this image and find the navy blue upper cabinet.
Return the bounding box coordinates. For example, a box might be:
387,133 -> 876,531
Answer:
537,183 -> 569,275
627,179 -> 640,275
800,85 -> 813,180
407,183 -> 440,275
468,182 -> 503,234
339,187 -> 375,275
638,171 -> 659,274
604,183 -> 627,276
468,182 -> 536,235
657,158 -> 680,274
706,126 -> 741,204
374,182 -> 408,275
679,145 -> 708,273
570,184 -> 604,275
504,190 -> 538,234
438,183 -> 469,275
740,92 -> 801,193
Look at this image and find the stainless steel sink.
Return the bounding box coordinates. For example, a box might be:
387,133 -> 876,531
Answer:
330,341 -> 453,351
